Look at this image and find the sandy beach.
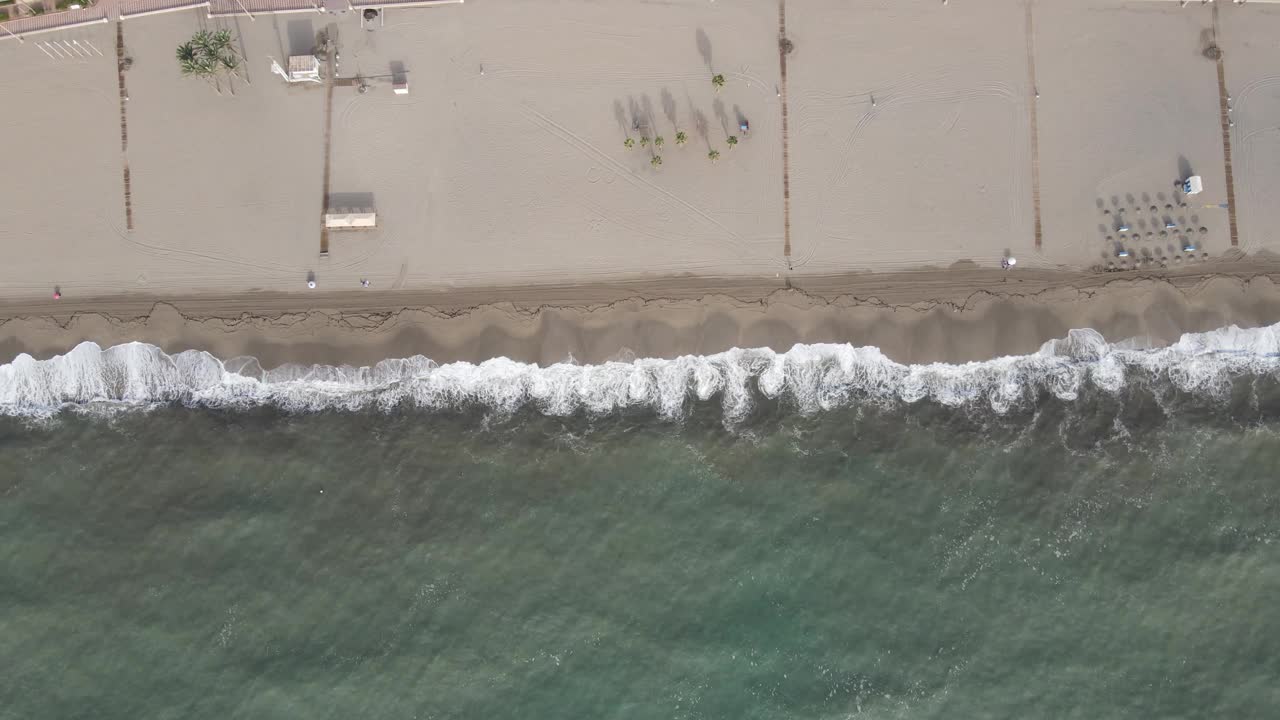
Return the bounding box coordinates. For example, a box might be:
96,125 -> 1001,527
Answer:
3,0 -> 1280,369
3,260 -> 1280,369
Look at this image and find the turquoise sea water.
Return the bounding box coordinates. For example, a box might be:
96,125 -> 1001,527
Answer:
2,379 -> 1279,718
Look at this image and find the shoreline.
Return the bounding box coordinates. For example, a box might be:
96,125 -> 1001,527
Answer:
4,262 -> 1280,369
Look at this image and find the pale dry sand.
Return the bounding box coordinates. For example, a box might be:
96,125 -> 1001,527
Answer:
0,22 -> 121,290
0,0 -> 788,298
322,0 -> 784,286
1221,3 -> 1280,256
123,12 -> 325,292
1036,0 -> 1230,268
788,0 -> 1034,273
2,0 -> 1280,369
0,10 -> 324,297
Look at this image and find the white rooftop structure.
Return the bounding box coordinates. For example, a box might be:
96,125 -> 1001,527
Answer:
271,55 -> 321,84
324,211 -> 377,229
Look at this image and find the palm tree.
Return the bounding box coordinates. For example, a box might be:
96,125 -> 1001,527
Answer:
176,29 -> 245,91
726,135 -> 738,149
651,155 -> 663,167
640,137 -> 650,148
654,136 -> 665,150
712,74 -> 725,91
708,149 -> 720,162
177,39 -> 220,92
176,41 -> 204,77
624,138 -> 635,149
675,131 -> 688,146
219,53 -> 241,77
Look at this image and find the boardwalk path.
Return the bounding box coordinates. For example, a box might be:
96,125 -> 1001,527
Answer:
115,19 -> 133,230
777,0 -> 792,267
1212,3 -> 1239,247
1025,2 -> 1043,251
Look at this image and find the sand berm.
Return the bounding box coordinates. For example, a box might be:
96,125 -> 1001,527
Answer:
5,260 -> 1280,369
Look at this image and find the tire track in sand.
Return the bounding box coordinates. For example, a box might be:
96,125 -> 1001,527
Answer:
1230,75 -> 1280,250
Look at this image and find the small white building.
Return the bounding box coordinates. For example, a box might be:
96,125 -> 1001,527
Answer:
324,211 -> 377,229
271,55 -> 321,84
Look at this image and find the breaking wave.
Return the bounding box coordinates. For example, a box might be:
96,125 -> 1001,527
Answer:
1,324 -> 1279,420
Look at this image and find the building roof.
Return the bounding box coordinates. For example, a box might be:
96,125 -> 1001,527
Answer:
288,55 -> 320,75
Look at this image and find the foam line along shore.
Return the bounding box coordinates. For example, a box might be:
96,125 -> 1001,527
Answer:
2,322 -> 1278,419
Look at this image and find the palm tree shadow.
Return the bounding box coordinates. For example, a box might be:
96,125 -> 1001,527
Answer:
693,108 -> 709,148
627,96 -> 643,133
712,97 -> 728,136
641,95 -> 658,136
613,100 -> 630,139
230,16 -> 253,84
660,88 -> 678,131
696,28 -> 713,73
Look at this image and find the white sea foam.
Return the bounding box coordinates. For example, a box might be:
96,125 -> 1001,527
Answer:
1,324 -> 1279,420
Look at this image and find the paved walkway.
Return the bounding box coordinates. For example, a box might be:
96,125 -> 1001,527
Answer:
1,0 -> 464,37
1,3 -> 109,39
777,0 -> 791,266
